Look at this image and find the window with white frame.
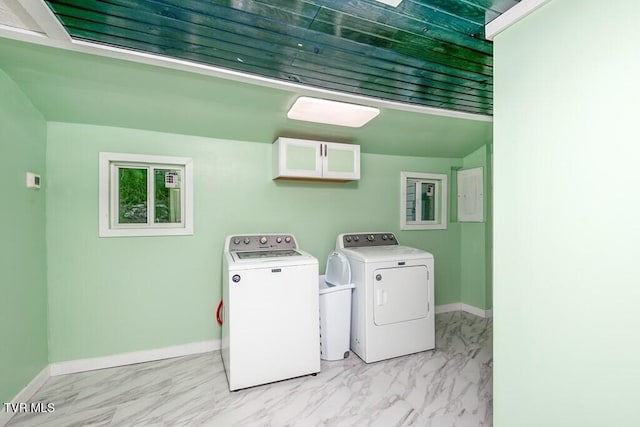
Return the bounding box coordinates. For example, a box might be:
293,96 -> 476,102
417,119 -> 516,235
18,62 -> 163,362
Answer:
99,152 -> 193,237
400,171 -> 447,230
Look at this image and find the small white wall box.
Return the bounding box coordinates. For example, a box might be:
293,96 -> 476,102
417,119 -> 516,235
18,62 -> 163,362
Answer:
26,172 -> 41,189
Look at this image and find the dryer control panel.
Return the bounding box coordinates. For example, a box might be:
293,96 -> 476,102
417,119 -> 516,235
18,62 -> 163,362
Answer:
337,232 -> 399,249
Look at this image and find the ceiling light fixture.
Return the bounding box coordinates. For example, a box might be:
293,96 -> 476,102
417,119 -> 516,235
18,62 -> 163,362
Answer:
287,97 -> 380,128
373,0 -> 403,7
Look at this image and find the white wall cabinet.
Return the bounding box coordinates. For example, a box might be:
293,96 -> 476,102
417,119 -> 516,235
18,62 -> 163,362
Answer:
272,137 -> 360,181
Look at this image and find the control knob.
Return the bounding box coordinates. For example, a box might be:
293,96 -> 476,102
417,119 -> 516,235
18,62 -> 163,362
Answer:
367,234 -> 375,242
353,235 -> 360,241
259,236 -> 268,244
233,237 -> 240,245
243,237 -> 250,244
346,236 -> 352,242
382,235 -> 388,240
285,236 -> 292,243
276,237 -> 282,243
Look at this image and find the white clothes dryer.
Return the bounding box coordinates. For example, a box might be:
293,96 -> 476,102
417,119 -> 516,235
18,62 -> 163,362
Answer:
336,232 -> 435,363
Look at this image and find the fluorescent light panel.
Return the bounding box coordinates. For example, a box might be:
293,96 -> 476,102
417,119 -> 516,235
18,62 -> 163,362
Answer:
287,97 -> 380,128
374,0 -> 403,7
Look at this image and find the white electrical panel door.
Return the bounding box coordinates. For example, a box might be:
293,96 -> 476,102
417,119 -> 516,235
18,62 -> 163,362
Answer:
457,167 -> 484,222
373,265 -> 429,326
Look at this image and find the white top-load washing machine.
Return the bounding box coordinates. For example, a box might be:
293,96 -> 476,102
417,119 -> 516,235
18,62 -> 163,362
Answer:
222,234 -> 320,391
336,232 -> 435,363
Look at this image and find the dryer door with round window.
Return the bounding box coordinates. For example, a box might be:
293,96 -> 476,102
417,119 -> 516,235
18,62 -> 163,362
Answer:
373,265 -> 429,326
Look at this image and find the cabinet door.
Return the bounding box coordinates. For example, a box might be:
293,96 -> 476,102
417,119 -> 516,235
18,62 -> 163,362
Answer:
323,142 -> 360,180
275,138 -> 322,179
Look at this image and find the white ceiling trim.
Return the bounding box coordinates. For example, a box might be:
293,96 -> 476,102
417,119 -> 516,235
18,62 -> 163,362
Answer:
0,23 -> 45,38
18,0 -> 69,41
0,4 -> 492,123
485,0 -> 552,41
0,0 -> 42,32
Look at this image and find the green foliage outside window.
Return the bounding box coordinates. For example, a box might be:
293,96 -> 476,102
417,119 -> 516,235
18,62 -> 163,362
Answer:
117,167 -> 181,224
119,168 -> 147,223
154,169 -> 181,223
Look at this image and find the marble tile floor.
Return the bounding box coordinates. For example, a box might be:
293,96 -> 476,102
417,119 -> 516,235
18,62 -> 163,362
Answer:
7,311 -> 492,427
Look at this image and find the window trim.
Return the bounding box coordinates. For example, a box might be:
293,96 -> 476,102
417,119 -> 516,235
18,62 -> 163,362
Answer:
99,152 -> 194,237
400,171 -> 448,230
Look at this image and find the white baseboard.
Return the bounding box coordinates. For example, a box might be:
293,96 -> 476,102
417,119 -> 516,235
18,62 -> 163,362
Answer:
435,303 -> 463,314
49,339 -> 220,376
459,303 -> 489,318
0,365 -> 50,427
436,303 -> 492,318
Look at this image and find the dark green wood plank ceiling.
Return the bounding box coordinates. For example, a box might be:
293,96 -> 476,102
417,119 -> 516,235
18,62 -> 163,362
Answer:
44,0 -> 519,116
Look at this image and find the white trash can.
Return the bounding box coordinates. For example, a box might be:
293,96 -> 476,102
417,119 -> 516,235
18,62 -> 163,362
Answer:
318,251 -> 354,361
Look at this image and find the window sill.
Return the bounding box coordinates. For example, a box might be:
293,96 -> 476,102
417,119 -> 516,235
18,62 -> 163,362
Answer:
98,226 -> 194,238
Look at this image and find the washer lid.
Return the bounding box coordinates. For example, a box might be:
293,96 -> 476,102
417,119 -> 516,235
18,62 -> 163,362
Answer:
227,248 -> 317,269
235,249 -> 302,259
340,245 -> 433,263
325,251 -> 351,286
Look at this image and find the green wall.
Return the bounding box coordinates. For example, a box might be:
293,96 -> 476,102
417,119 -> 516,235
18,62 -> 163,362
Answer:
0,71 -> 48,403
46,122 -> 463,362
460,144 -> 491,310
493,0 -> 640,425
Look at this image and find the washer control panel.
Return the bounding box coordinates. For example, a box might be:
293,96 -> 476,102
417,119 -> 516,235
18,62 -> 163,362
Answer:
228,234 -> 297,251
338,232 -> 398,248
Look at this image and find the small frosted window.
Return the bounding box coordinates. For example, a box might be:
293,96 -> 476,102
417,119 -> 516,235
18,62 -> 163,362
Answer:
401,172 -> 447,230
